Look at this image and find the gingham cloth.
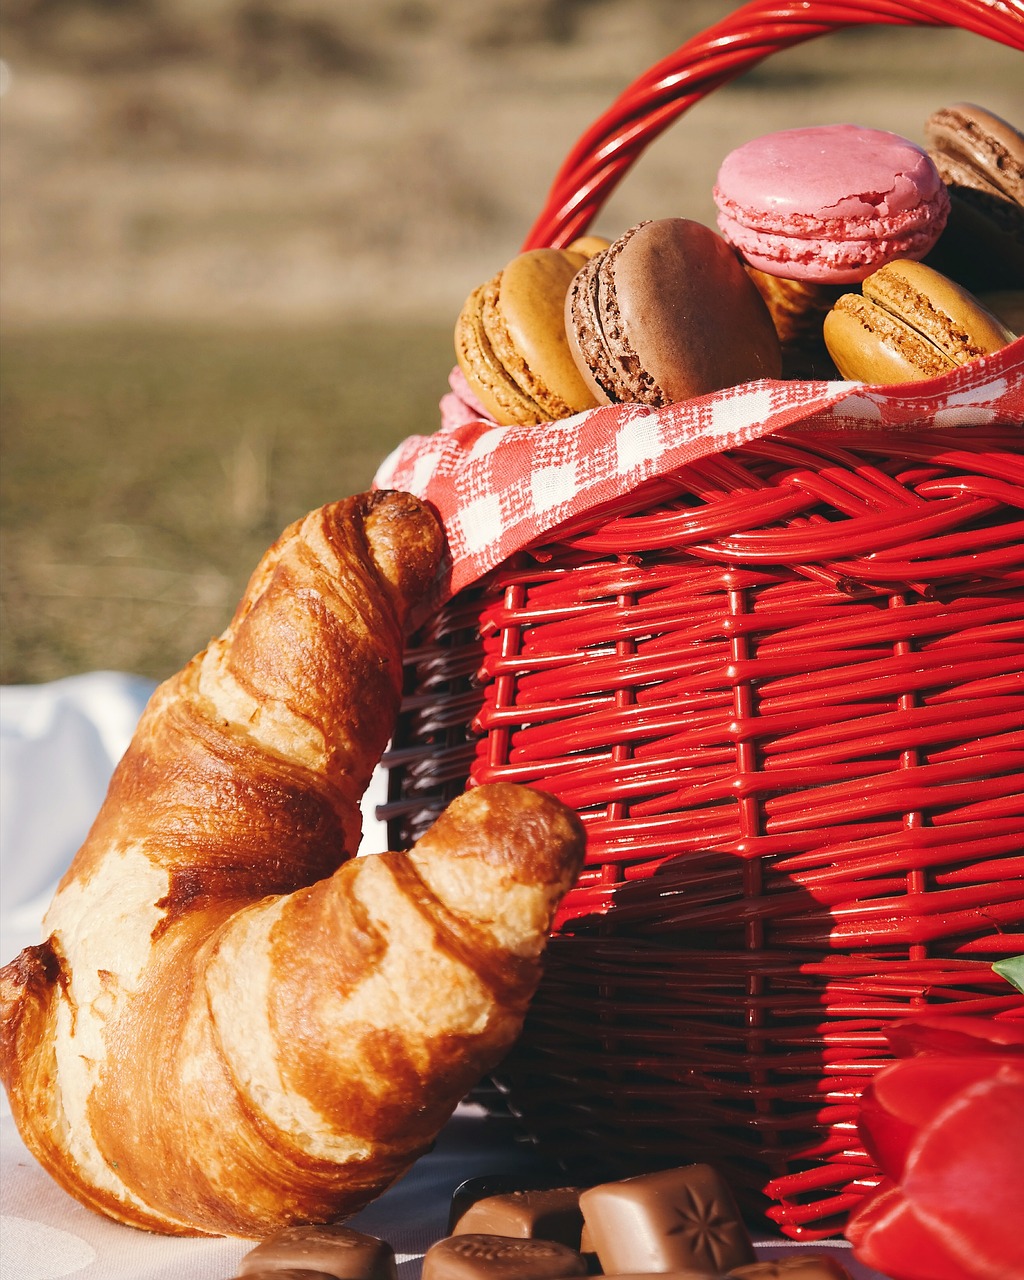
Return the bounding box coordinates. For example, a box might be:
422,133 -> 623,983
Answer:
374,338 -> 1024,601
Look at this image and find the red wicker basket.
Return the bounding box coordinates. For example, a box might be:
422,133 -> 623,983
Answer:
380,0 -> 1024,1242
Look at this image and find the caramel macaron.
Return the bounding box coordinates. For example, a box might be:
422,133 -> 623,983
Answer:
745,266 -> 843,378
823,259 -> 1015,382
455,247 -> 603,426
565,218 -> 782,408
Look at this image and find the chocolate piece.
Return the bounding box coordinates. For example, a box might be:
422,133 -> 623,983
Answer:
447,1173 -> 570,1235
452,1188 -> 584,1248
577,1273 -> 725,1279
237,1224 -> 397,1280
230,1272 -> 338,1280
729,1256 -> 853,1279
422,1234 -> 588,1280
579,1164 -> 755,1275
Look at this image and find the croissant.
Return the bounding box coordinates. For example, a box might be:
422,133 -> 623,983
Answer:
0,491 -> 586,1238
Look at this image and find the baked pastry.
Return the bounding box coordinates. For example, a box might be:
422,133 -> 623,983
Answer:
564,218 -> 781,407
823,259 -> 1015,382
455,246 -> 603,426
713,125 -> 950,283
0,491 -> 586,1238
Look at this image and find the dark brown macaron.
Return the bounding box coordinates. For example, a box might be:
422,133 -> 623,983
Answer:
923,102 -> 1024,291
565,218 -> 782,408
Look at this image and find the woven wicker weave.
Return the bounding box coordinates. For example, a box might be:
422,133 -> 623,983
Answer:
382,0 -> 1024,1242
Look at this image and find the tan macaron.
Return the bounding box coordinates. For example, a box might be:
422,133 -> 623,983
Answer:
566,234 -> 612,258
823,259 -> 1015,382
455,248 -> 603,426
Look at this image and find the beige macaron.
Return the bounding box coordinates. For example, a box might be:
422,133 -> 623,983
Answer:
455,247 -> 603,426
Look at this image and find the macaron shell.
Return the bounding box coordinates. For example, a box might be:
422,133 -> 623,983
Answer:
714,125 -> 949,283
925,103 -> 1024,205
923,103 -> 1024,291
455,281 -> 545,425
611,218 -> 782,403
823,297 -> 954,382
716,209 -> 946,284
745,267 -> 842,378
824,259 -> 1015,382
716,125 -> 947,228
593,224 -> 659,403
496,249 -> 598,415
565,249 -> 615,405
566,234 -> 612,258
862,259 -> 1015,362
924,185 -> 1024,291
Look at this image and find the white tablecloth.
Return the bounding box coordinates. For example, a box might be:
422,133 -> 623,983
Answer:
0,673 -> 886,1280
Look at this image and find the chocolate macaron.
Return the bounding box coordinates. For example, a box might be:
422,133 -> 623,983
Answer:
565,218 -> 781,407
455,247 -> 603,426
924,102 -> 1024,290
823,259 -> 1015,382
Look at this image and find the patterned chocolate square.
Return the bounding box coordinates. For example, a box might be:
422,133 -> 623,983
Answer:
579,1164 -> 755,1275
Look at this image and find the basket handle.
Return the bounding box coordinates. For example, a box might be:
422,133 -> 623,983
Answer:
521,0 -> 1024,251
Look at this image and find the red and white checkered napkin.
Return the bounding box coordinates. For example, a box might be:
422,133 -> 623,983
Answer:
374,339 -> 1024,602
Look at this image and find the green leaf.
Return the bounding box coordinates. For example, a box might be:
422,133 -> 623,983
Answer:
993,955 -> 1024,995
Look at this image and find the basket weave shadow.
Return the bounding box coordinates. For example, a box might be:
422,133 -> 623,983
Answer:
382,0 -> 1024,1243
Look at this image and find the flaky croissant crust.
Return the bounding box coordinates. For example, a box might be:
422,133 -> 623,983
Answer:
0,491 -> 586,1238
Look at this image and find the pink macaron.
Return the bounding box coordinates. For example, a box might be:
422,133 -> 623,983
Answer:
713,124 -> 950,284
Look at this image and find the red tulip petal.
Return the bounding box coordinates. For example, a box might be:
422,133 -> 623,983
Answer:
887,1015 -> 1024,1058
844,1177 -> 899,1250
846,1178 -> 976,1280
859,1055 -> 1001,1178
858,1087 -> 918,1179
903,1065 -> 1024,1278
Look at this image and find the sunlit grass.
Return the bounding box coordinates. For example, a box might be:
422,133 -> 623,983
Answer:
1,322 -> 453,683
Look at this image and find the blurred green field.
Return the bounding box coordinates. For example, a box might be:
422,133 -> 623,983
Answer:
4,3 -> 1021,688
0,322 -> 453,684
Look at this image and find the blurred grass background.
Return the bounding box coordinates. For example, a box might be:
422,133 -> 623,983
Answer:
2,0 -> 1021,683
1,322 -> 452,679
